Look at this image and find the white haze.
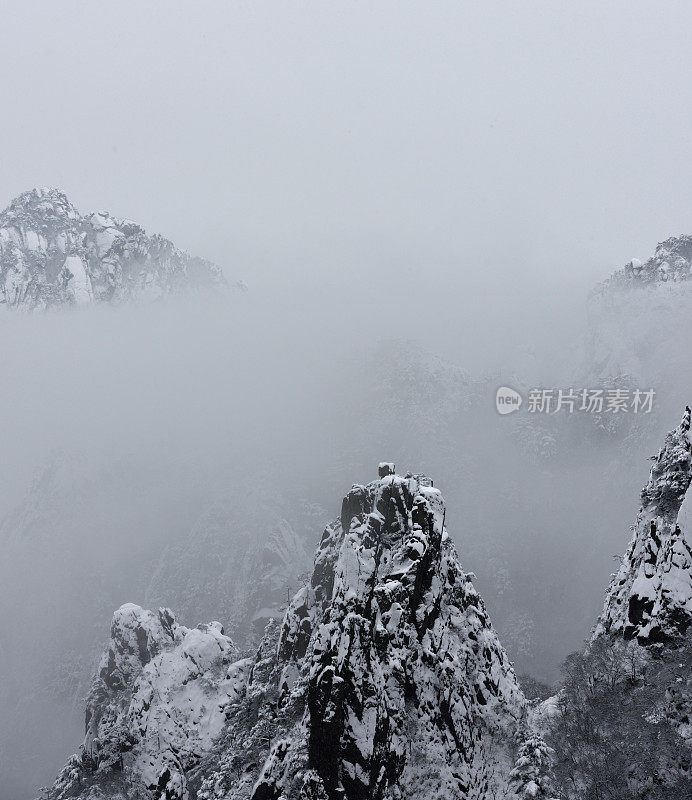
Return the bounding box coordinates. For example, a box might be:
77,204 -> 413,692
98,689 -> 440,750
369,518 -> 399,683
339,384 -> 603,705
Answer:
0,258 -> 589,496
0,274 -> 658,799
3,2 -> 692,285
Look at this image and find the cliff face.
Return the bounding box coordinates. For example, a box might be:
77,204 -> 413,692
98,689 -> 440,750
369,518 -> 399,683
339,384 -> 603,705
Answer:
536,410 -> 692,799
45,470 -> 525,800
0,187 -> 224,308
49,604 -> 250,800
595,407 -> 692,644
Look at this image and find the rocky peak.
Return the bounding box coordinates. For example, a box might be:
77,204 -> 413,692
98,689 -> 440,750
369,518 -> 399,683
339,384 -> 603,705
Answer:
595,408 -> 692,643
1,187 -> 80,226
49,603 -> 249,800
45,469 -> 525,800
97,604 -> 178,692
595,236 -> 692,294
635,236 -> 692,284
203,470 -> 525,800
0,187 -> 226,308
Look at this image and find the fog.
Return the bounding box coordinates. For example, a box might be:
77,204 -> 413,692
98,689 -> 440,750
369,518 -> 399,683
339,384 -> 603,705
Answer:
3,2 -> 692,799
3,2 -> 692,281
0,264 -> 590,543
0,269 -> 669,798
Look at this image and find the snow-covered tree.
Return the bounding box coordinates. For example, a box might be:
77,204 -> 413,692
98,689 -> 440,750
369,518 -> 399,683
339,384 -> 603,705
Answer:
508,735 -> 557,799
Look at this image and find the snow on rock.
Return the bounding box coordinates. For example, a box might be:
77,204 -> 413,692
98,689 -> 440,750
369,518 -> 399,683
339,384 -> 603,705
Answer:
199,470 -> 525,800
0,187 -> 226,309
595,407 -> 692,643
597,235 -> 692,290
45,470 -> 525,800
48,603 -> 249,800
58,255 -> 93,303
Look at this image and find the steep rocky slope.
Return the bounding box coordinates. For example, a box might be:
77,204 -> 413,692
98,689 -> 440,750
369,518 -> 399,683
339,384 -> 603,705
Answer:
0,187 -> 225,308
45,469 -> 525,800
540,409 -> 692,798
595,406 -> 692,643
49,604 -> 251,800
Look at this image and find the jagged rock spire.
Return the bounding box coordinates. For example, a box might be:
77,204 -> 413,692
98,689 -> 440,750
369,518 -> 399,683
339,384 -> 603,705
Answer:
204,470 -> 525,800
595,407 -> 692,643
45,469 -> 525,800
641,405 -> 692,515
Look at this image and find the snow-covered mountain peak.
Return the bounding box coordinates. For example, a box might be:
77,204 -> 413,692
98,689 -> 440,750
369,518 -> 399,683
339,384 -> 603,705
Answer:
0,188 -> 226,308
597,235 -> 692,293
1,187 -> 80,226
216,469 -> 525,799
595,408 -> 692,644
50,603 -> 249,800
45,469 -> 526,800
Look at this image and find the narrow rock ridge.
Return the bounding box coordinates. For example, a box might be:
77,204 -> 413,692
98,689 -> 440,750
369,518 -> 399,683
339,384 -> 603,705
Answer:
45,470 -> 525,800
595,407 -> 692,643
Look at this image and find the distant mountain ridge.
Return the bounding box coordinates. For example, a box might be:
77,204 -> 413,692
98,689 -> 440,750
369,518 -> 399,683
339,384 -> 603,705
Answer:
595,235 -> 692,293
0,187 -> 226,308
582,233 -> 692,431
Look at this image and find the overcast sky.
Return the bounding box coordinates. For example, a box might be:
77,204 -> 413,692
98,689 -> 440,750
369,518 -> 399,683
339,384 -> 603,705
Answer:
1,1 -> 691,297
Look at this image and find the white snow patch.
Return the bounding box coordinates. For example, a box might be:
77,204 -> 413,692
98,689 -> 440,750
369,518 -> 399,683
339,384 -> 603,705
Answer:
60,256 -> 93,303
